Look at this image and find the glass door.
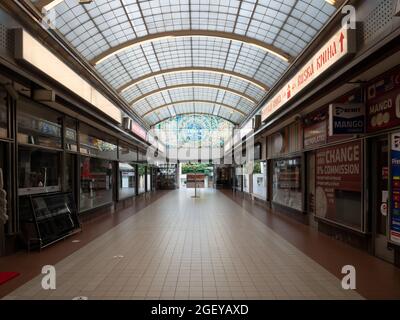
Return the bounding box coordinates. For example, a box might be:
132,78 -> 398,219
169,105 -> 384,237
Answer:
371,136 -> 394,263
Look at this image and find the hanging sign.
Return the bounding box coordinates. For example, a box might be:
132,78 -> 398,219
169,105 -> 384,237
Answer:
304,121 -> 327,147
390,133 -> 400,244
261,26 -> 356,122
367,68 -> 400,132
328,103 -> 365,135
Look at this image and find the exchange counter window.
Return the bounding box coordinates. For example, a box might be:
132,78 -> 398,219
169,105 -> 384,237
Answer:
18,147 -> 61,196
0,90 -> 8,138
17,102 -> 62,149
79,124 -> 117,160
272,157 -> 303,212
80,157 -> 113,212
119,162 -> 136,200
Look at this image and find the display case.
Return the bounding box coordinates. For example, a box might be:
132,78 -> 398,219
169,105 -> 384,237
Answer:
19,192 -> 80,250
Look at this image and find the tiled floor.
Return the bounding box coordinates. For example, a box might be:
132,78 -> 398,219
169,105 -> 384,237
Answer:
2,189 -> 362,300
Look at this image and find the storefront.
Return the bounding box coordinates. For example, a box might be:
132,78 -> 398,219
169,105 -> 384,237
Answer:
118,142 -> 138,200
79,123 -> 117,213
267,122 -> 304,215
365,66 -> 400,264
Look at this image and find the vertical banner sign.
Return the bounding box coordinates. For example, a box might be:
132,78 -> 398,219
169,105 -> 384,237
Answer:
315,140 -> 362,230
390,133 -> 400,244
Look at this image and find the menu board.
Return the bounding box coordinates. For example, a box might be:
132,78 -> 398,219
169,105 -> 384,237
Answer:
186,174 -> 205,189
315,140 -> 362,230
390,133 -> 400,244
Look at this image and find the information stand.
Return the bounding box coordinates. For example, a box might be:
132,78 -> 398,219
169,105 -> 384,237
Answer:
186,174 -> 205,198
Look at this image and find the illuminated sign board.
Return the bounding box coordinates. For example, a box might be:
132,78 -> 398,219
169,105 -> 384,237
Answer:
261,26 -> 356,122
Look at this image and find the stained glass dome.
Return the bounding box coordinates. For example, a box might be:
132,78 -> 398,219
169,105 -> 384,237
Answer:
154,114 -> 234,149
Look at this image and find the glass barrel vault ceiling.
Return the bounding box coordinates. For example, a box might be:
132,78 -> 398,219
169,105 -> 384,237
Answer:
33,0 -> 337,127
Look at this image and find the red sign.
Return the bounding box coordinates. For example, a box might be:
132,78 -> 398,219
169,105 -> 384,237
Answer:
304,121 -> 327,148
367,67 -> 400,132
261,26 -> 356,122
315,140 -> 362,228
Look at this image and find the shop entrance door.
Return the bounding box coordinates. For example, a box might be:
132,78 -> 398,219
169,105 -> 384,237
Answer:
371,137 -> 394,263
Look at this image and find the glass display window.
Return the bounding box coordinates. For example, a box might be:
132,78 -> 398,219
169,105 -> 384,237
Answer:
17,101 -> 62,149
119,162 -> 136,200
18,147 -> 61,195
272,157 -> 303,211
79,123 -> 117,160
80,157 -> 114,212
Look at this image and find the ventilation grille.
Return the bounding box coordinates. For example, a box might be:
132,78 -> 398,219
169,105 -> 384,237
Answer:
0,23 -> 14,57
364,0 -> 394,43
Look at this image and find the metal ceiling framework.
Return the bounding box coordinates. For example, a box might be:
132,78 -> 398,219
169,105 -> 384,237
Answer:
142,100 -> 247,117
31,0 -> 338,126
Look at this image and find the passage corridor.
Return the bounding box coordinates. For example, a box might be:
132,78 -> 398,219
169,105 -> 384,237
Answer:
3,189 -> 362,300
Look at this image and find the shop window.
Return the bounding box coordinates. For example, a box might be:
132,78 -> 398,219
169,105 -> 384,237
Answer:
315,141 -> 363,231
273,157 -> 303,211
65,117 -> 78,152
18,147 -> 61,195
80,157 -> 113,212
119,162 -> 136,200
0,91 -> 8,139
17,102 -> 62,149
79,124 -> 117,160
119,143 -> 138,162
138,164 -> 146,194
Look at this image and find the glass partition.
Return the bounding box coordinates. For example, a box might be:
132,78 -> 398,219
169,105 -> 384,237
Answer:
79,124 -> 117,160
17,102 -> 62,149
80,157 -> 114,212
18,147 -> 61,195
272,157 -> 303,211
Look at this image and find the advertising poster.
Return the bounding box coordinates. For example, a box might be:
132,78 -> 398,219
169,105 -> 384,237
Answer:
315,140 -> 362,230
367,67 -> 400,132
329,104 -> 365,135
390,133 -> 400,244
